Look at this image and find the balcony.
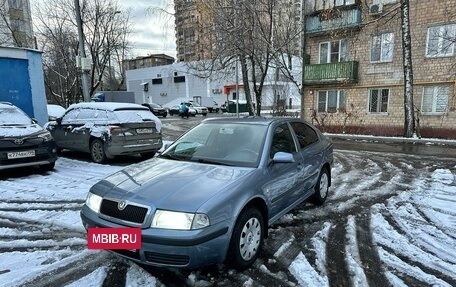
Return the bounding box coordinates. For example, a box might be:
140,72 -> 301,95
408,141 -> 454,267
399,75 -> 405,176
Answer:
306,7 -> 361,36
304,61 -> 359,85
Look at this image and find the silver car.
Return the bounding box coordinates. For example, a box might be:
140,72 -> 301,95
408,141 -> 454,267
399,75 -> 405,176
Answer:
46,102 -> 162,163
81,117 -> 333,268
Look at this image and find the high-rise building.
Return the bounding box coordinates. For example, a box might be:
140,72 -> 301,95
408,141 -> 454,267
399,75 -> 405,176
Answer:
0,0 -> 34,48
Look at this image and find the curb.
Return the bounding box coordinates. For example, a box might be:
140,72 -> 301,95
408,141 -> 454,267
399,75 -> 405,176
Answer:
326,134 -> 456,147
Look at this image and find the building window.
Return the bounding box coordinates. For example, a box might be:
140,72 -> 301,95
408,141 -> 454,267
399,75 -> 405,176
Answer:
152,78 -> 162,85
421,85 -> 450,114
174,76 -> 185,83
319,40 -> 348,64
8,0 -> 22,9
317,90 -> 346,113
426,24 -> 456,57
371,32 -> 394,62
368,88 -> 389,113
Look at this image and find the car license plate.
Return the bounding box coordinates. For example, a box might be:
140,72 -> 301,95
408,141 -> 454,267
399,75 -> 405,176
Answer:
7,150 -> 35,159
136,128 -> 153,134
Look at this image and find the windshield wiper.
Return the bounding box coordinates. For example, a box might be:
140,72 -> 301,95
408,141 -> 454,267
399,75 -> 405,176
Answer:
159,153 -> 182,161
196,158 -> 233,166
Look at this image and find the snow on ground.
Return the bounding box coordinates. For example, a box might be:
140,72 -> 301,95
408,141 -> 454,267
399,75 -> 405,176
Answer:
0,150 -> 455,286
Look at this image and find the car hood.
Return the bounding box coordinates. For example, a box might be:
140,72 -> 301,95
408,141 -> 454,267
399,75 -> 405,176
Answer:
94,158 -> 254,212
0,124 -> 43,137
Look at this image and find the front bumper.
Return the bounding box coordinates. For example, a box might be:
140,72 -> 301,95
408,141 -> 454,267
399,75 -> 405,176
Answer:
80,206 -> 230,268
0,141 -> 57,170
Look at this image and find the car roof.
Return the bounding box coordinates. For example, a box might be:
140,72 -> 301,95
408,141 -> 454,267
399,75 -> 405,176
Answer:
67,102 -> 149,111
201,116 -> 301,126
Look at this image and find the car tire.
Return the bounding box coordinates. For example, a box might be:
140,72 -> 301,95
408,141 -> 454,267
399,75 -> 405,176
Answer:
227,208 -> 264,270
41,162 -> 55,171
140,151 -> 156,159
90,139 -> 107,163
163,114 -> 167,118
203,113 -> 207,117
310,167 -> 330,205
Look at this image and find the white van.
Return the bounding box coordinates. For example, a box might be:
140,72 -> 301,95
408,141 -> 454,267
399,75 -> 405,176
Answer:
191,96 -> 220,113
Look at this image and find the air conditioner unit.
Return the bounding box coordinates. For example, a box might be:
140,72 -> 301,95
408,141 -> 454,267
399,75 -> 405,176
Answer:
369,4 -> 383,15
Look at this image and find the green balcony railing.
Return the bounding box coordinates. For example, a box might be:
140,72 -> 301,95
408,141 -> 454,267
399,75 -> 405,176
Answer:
304,61 -> 359,85
306,7 -> 361,35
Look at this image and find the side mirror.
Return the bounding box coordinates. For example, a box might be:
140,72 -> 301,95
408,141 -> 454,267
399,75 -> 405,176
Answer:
56,117 -> 63,125
272,152 -> 295,163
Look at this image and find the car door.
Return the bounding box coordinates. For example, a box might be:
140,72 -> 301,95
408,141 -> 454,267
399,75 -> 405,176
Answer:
76,108 -> 107,152
263,123 -> 304,219
290,121 -> 323,197
50,109 -> 80,149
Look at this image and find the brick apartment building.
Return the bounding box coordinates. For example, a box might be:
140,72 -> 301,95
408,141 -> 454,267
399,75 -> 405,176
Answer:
302,0 -> 456,138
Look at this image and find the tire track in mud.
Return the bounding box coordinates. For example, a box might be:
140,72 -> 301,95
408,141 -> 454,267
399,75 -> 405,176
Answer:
18,253 -> 111,287
355,213 -> 389,287
326,222 -> 350,287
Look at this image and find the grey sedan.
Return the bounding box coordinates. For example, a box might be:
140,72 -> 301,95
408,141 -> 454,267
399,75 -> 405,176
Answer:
80,117 -> 333,269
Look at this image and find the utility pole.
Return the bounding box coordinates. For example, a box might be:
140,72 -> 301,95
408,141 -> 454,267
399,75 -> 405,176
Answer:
75,0 -> 91,102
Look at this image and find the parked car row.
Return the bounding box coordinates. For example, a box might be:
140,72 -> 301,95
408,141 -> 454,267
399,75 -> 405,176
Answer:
0,102 -> 163,172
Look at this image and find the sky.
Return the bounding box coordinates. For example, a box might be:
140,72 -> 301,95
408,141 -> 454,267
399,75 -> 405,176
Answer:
118,0 -> 177,58
31,0 -> 177,59
0,133 -> 455,286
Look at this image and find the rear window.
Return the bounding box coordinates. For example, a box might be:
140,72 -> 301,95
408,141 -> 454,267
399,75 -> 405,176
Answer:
113,109 -> 157,123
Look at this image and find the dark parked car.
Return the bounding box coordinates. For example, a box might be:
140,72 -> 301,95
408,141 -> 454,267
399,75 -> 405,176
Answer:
142,103 -> 167,118
81,117 -> 333,269
168,105 -> 197,116
46,102 -> 162,163
0,102 -> 57,171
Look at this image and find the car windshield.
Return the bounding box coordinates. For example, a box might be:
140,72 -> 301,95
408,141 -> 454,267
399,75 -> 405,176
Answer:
161,122 -> 267,168
190,102 -> 202,107
0,106 -> 32,125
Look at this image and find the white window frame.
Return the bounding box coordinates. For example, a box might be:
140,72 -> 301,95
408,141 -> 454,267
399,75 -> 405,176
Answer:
421,85 -> 450,115
425,24 -> 456,58
370,32 -> 394,63
317,90 -> 346,113
315,0 -> 355,10
319,40 -> 348,64
368,88 -> 390,114
373,0 -> 397,4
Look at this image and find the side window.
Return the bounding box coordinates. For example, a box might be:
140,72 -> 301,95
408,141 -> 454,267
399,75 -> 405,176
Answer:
270,124 -> 296,158
61,109 -> 80,124
76,108 -> 97,121
291,122 -> 319,149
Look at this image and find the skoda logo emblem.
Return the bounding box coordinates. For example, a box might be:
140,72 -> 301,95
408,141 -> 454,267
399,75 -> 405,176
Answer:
118,201 -> 127,211
14,139 -> 24,145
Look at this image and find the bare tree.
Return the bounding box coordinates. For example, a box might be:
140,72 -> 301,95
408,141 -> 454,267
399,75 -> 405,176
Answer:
33,0 -> 132,104
400,0 -> 414,137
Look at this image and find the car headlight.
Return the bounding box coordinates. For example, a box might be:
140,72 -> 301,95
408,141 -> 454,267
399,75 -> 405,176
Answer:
38,131 -> 53,141
85,192 -> 103,213
151,210 -> 210,230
